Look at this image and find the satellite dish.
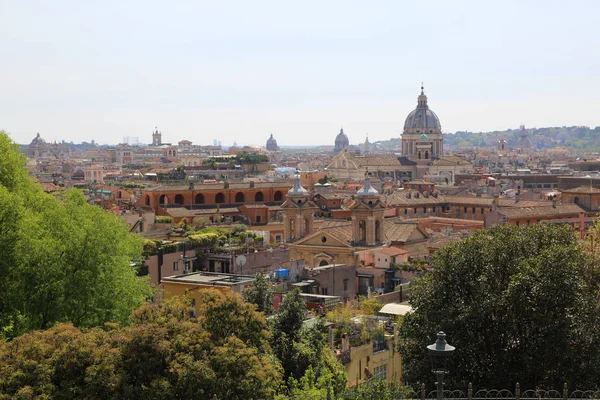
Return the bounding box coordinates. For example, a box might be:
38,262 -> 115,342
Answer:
236,255 -> 247,267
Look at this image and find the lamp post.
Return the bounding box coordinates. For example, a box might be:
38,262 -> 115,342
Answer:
427,331 -> 455,400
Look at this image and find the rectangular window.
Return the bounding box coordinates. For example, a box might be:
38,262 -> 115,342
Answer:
472,207 -> 476,214
275,235 -> 281,243
481,208 -> 485,214
414,208 -> 417,213
173,261 -> 179,271
321,288 -> 328,296
343,279 -> 348,291
404,209 -> 408,215
432,207 -> 436,212
464,207 -> 467,213
256,215 -> 262,223
374,364 -> 387,380
423,207 -> 427,213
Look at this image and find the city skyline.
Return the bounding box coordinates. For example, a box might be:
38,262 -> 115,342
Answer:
1,0 -> 599,146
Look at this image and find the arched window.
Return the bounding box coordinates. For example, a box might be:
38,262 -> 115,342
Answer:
274,191 -> 283,202
195,193 -> 205,204
289,218 -> 296,238
235,192 -> 245,203
305,217 -> 310,236
159,194 -> 168,205
425,150 -> 429,159
574,196 -> 580,204
117,191 -> 122,199
174,194 -> 184,205
319,260 -> 329,266
255,192 -> 264,202
418,151 -> 422,160
144,195 -> 150,206
215,193 -> 225,203
359,220 -> 366,242
375,219 -> 381,242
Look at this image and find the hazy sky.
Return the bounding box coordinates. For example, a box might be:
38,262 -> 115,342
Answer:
1,0 -> 599,146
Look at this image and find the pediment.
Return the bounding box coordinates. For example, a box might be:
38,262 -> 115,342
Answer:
349,200 -> 386,210
281,199 -> 319,209
293,230 -> 352,249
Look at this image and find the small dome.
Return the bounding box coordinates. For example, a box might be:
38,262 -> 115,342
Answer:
419,133 -> 429,141
356,177 -> 379,197
288,175 -> 309,196
30,132 -> 46,145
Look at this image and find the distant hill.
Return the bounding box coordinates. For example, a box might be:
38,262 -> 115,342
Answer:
373,126 -> 600,152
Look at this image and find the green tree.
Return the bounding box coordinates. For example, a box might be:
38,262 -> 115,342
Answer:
273,289 -> 307,341
243,273 -> 274,315
271,290 -> 346,394
0,131 -> 153,337
0,294 -> 283,399
399,224 -> 600,390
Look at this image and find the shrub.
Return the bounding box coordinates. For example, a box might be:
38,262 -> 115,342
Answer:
155,216 -> 173,224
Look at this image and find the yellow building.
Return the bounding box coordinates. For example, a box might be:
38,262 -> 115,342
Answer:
162,272 -> 255,315
337,324 -> 402,386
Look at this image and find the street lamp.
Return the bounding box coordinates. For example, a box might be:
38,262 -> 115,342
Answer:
427,331 -> 455,400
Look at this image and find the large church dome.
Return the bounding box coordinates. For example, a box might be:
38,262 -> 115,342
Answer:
403,86 -> 441,134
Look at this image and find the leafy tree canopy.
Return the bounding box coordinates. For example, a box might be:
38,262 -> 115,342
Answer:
0,131 -> 153,338
243,273 -> 274,315
399,224 -> 600,390
0,293 -> 283,399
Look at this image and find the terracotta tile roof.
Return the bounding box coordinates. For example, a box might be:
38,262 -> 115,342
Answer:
39,182 -> 60,192
385,191 -> 445,206
384,220 -> 427,242
317,220 -> 353,243
376,247 -> 408,256
352,156 -> 402,167
561,186 -> 600,194
497,204 -> 585,219
315,218 -> 428,245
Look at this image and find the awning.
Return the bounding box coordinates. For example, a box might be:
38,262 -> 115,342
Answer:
379,303 -> 413,316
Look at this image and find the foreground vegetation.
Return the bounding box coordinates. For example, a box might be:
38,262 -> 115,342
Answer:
0,131 -> 152,338
400,224 -> 600,390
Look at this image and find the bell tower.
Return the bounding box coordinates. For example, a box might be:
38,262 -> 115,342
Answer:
350,173 -> 385,246
281,175 -> 318,242
152,126 -> 162,146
